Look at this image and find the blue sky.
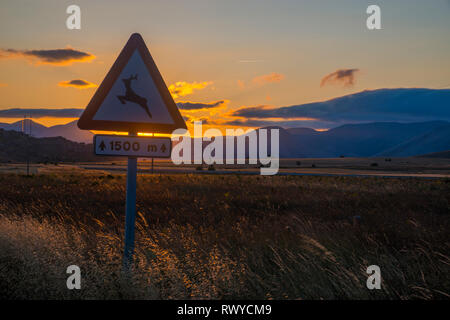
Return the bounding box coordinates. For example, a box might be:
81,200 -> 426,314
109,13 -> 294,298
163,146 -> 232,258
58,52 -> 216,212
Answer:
0,0 -> 449,130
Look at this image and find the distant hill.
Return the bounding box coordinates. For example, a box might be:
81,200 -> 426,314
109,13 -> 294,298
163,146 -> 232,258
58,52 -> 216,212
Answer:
321,121 -> 450,158
0,120 -> 93,143
255,121 -> 450,158
285,127 -> 317,135
0,129 -> 108,163
377,123 -> 450,157
416,150 -> 450,159
43,121 -> 94,144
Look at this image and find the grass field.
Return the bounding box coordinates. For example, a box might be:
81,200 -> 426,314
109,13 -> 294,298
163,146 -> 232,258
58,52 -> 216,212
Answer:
0,172 -> 449,299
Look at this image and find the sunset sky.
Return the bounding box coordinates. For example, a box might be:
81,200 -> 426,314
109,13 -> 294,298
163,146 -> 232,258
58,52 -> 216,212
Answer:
0,0 -> 449,133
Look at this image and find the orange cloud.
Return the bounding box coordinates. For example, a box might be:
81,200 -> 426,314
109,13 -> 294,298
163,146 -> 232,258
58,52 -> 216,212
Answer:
252,72 -> 285,85
0,47 -> 95,66
0,83 -> 7,87
169,81 -> 213,99
58,79 -> 97,89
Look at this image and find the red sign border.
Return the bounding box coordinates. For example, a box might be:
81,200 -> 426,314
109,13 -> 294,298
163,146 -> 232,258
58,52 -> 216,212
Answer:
78,33 -> 187,134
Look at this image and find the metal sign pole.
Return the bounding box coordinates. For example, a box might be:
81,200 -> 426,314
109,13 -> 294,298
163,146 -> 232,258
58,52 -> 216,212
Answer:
76,33 -> 187,272
27,116 -> 31,176
151,133 -> 154,174
123,131 -> 138,271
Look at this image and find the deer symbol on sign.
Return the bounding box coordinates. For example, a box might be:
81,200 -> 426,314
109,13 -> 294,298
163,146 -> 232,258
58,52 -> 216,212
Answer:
117,74 -> 152,118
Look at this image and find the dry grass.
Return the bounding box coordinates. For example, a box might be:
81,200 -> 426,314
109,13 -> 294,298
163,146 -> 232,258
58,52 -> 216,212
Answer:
0,173 -> 449,299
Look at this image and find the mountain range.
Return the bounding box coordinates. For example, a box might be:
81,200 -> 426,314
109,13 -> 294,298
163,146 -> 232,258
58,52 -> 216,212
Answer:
0,128 -> 105,163
0,120 -> 94,144
1,88 -> 449,158
2,119 -> 449,159
267,121 -> 450,158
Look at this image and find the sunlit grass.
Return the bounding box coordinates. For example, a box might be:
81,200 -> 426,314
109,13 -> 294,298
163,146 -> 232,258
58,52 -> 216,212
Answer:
0,173 -> 448,299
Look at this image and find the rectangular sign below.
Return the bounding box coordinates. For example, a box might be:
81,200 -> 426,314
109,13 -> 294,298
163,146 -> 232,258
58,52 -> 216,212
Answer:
94,134 -> 171,158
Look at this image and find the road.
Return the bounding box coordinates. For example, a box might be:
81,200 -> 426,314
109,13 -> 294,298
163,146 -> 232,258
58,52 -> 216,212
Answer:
79,165 -> 450,179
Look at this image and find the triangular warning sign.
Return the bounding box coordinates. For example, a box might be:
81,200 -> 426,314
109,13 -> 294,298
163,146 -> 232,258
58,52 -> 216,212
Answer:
78,33 -> 186,134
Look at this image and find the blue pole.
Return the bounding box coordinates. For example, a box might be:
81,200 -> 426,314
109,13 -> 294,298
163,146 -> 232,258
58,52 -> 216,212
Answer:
123,131 -> 137,271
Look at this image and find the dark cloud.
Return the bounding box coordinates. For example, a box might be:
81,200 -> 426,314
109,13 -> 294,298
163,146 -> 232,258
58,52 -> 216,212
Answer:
192,117 -> 211,125
0,108 -> 84,118
58,79 -> 97,89
177,100 -> 227,110
230,88 -> 450,124
232,105 -> 275,118
181,114 -> 211,125
320,68 -> 359,87
67,80 -> 90,86
0,48 -> 95,65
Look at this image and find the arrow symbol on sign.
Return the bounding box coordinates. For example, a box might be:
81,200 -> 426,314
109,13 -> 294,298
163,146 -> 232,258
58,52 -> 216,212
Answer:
99,141 -> 106,151
160,143 -> 166,153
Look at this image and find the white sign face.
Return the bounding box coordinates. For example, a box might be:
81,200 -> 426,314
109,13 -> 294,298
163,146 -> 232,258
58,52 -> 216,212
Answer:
94,135 -> 171,158
93,50 -> 174,124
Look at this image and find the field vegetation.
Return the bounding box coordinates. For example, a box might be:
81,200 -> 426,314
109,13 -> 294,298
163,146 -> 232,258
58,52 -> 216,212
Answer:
0,172 -> 449,299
